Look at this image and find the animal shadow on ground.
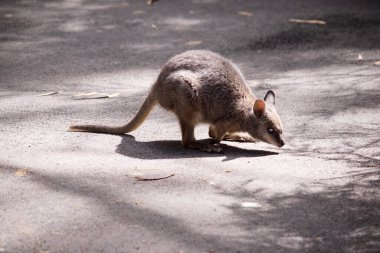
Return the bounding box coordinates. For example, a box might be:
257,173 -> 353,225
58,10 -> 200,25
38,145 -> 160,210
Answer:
115,134 -> 278,160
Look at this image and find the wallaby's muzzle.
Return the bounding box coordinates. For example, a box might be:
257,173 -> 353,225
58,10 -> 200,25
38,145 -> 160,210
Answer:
277,134 -> 285,147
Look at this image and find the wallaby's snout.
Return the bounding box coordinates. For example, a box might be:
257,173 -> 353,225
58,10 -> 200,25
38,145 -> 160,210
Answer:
277,134 -> 285,147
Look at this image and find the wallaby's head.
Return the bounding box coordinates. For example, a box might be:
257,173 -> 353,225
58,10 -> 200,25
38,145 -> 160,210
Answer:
248,90 -> 285,147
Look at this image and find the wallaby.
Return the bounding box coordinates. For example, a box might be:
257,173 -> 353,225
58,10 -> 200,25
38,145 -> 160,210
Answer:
69,50 -> 285,152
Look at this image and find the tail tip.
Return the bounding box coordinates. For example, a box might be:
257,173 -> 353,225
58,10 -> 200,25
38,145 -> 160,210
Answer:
68,125 -> 82,132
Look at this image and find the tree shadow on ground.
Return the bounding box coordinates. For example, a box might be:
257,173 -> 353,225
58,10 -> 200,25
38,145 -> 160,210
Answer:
0,165 -> 236,252
221,170 -> 380,252
3,164 -> 379,252
275,64 -> 380,169
245,14 -> 380,51
233,12 -> 380,72
284,85 -> 380,169
4,0 -> 380,91
115,134 -> 278,160
0,165 -> 328,252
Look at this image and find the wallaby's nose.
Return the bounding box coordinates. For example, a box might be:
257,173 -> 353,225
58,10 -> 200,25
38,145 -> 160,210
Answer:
277,134 -> 285,147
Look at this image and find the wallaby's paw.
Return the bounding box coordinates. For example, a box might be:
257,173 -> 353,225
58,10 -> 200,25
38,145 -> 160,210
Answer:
202,143 -> 223,153
184,141 -> 224,153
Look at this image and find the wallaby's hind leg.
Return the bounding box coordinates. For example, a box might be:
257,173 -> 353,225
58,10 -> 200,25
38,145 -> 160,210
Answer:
208,125 -> 218,140
208,125 -> 227,143
181,121 -> 222,153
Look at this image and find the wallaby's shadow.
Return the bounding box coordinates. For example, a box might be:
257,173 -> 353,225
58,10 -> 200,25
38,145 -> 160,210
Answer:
116,135 -> 278,160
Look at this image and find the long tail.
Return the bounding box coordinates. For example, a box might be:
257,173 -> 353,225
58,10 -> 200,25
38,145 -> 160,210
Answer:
68,92 -> 157,134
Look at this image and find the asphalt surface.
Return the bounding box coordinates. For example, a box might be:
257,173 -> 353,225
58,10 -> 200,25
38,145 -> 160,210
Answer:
1,0 -> 380,252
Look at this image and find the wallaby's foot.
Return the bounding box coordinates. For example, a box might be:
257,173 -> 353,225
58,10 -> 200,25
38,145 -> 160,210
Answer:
223,134 -> 258,143
184,141 -> 223,153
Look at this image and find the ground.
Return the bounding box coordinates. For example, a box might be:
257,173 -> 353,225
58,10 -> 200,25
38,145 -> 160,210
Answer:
0,0 -> 379,252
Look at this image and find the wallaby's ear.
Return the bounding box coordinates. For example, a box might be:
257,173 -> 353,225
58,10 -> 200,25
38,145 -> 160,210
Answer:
253,99 -> 266,118
264,90 -> 275,105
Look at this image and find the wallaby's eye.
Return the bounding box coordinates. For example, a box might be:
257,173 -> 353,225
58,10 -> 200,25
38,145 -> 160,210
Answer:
267,128 -> 274,134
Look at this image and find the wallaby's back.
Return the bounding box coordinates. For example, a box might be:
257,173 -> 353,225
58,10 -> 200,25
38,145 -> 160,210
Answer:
152,50 -> 255,123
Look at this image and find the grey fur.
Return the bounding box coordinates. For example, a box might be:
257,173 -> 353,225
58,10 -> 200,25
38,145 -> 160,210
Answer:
69,50 -> 285,152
